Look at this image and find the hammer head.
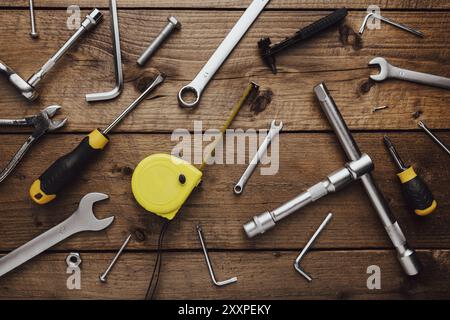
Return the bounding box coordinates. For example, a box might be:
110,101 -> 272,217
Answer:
258,37 -> 277,74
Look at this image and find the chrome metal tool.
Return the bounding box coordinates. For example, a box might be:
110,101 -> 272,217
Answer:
0,9 -> 102,101
197,224 -> 237,287
178,0 -> 270,108
418,121 -> 450,156
0,193 -> 114,278
137,16 -> 181,66
369,57 -> 450,90
29,0 -> 38,38
100,233 -> 132,282
294,213 -> 333,282
86,1 -> 123,102
359,12 -> 423,37
0,106 -> 67,183
314,82 -> 421,276
234,120 -> 283,194
243,155 -> 373,237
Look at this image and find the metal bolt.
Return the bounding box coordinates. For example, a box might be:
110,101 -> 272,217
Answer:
137,16 -> 181,66
29,0 -> 38,38
99,234 -> 132,283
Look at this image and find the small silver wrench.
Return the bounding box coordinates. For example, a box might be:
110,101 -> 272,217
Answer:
178,0 -> 270,108
234,120 -> 283,194
369,57 -> 450,90
0,193 -> 114,278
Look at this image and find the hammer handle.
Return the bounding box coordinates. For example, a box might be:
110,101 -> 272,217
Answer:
271,8 -> 348,54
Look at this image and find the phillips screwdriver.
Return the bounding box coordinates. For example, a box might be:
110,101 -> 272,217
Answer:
30,74 -> 165,205
383,135 -> 437,216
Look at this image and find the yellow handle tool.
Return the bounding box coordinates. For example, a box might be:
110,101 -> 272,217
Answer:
384,135 -> 437,216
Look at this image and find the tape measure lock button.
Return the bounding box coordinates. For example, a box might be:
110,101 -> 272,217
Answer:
132,154 -> 202,220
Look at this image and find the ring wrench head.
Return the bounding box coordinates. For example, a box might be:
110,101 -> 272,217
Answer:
73,193 -> 115,231
270,120 -> 284,131
368,57 -> 389,81
178,85 -> 201,109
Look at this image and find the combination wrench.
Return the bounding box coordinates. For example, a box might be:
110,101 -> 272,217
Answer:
0,193 -> 114,278
369,57 -> 450,90
178,0 -> 270,108
234,120 -> 283,194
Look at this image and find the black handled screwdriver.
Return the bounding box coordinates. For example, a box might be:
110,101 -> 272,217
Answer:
30,74 -> 165,205
383,135 -> 437,216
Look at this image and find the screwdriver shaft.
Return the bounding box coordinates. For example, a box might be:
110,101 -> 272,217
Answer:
103,74 -> 165,135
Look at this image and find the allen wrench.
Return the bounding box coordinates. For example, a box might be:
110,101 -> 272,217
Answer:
359,12 -> 423,37
86,0 -> 123,102
196,224 -> 237,287
294,213 -> 333,282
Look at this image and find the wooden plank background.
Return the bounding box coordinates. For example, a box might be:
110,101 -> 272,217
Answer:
0,1 -> 449,300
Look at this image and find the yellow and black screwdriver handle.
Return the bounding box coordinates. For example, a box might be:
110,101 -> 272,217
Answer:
30,129 -> 109,204
397,166 -> 437,216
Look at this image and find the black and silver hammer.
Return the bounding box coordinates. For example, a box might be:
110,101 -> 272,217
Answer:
258,8 -> 348,74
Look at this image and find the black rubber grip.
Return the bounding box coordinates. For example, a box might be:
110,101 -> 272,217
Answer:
297,8 -> 348,41
39,134 -> 108,195
402,175 -> 435,212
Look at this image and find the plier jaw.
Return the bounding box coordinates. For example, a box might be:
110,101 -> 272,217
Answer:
0,106 -> 67,183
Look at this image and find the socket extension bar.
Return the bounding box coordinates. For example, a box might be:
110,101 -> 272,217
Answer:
243,154 -> 374,237
0,9 -> 102,101
314,83 -> 421,276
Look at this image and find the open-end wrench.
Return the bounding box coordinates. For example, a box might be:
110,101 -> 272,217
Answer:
0,106 -> 67,183
178,0 -> 270,108
0,193 -> 114,278
234,120 -> 283,194
369,57 -> 450,90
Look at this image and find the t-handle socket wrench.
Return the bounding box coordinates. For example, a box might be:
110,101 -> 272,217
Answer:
234,120 -> 283,194
314,82 -> 421,276
243,154 -> 373,238
0,9 -> 102,101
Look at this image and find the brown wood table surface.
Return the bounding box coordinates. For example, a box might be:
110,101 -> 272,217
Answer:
0,1 -> 449,300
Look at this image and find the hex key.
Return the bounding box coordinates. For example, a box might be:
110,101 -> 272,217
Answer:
196,225 -> 237,287
86,0 -> 123,102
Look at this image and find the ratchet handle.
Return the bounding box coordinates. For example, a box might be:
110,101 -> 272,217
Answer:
297,8 -> 348,41
30,129 -> 109,205
397,167 -> 437,216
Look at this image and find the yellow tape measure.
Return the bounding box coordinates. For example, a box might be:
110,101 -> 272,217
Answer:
131,82 -> 258,220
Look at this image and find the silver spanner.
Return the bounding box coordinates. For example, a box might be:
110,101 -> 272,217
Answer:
234,120 -> 283,195
369,57 -> 450,90
178,0 -> 270,108
0,105 -> 67,183
0,193 -> 114,278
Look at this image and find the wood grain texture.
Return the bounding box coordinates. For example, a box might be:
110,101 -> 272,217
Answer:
0,250 -> 449,299
0,10 -> 449,131
0,133 -> 448,251
1,0 -> 450,10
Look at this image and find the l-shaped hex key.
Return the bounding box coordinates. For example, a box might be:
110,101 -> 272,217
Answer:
86,0 -> 123,102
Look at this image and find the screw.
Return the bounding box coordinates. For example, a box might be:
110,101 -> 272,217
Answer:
99,234 -> 132,283
29,0 -> 38,38
137,16 -> 181,66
